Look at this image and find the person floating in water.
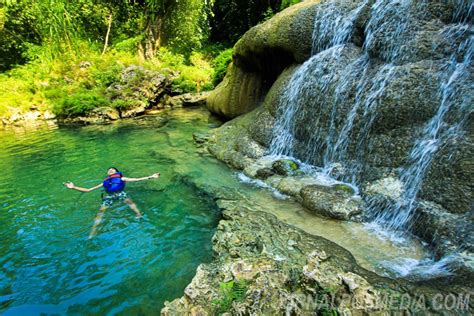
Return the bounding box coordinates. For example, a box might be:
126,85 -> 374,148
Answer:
64,167 -> 160,239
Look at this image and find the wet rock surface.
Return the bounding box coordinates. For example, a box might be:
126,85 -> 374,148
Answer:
161,187 -> 473,315
301,184 -> 364,220
106,66 -> 170,113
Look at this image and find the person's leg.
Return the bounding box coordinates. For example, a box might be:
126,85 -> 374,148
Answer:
89,205 -> 108,239
123,198 -> 142,218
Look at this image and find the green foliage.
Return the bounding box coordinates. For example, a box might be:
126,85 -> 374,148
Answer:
0,7 -> 5,29
0,1 -> 41,70
211,48 -> 232,86
114,35 -> 143,54
53,89 -> 108,116
110,99 -> 142,110
162,0 -> 209,54
153,48 -> 213,93
319,308 -> 339,316
212,280 -> 248,314
1,0 -> 279,117
280,0 -> 301,10
0,41 -> 227,117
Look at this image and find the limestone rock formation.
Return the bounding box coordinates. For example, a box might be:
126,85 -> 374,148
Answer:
162,193 -> 471,315
205,0 -> 473,259
206,1 -> 321,118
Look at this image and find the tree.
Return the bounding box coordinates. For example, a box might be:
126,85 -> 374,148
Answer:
0,1 -> 40,70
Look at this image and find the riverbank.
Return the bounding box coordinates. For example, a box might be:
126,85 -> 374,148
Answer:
0,91 -> 209,128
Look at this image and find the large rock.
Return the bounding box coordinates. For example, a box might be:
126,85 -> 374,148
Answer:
412,201 -> 474,258
206,63 -> 264,118
166,91 -> 210,108
106,65 -> 171,116
206,1 -> 321,119
301,184 -> 363,220
162,195 -> 471,315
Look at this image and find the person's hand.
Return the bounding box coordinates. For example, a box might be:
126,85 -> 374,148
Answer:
63,181 -> 74,189
150,173 -> 160,179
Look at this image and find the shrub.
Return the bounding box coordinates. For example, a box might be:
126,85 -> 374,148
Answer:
53,89 -> 108,116
211,48 -> 232,86
110,99 -> 143,110
113,35 -> 143,54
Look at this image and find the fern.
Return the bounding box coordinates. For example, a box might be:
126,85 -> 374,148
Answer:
212,280 -> 249,314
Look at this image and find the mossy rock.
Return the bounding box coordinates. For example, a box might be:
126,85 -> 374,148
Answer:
272,159 -> 299,176
256,167 -> 275,180
332,183 -> 355,195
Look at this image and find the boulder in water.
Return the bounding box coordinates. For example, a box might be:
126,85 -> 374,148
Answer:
167,92 -> 210,108
272,159 -> 299,176
300,184 -> 364,220
255,167 -> 275,180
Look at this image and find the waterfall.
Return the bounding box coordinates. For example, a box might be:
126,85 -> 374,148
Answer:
269,0 -> 371,165
311,0 -> 369,54
269,45 -> 356,159
373,32 -> 473,230
268,0 -> 473,232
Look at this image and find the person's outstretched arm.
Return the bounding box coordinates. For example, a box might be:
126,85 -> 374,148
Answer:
64,182 -> 102,193
122,173 -> 160,182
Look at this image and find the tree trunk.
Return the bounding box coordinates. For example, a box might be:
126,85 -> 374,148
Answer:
141,16 -> 162,59
101,13 -> 113,56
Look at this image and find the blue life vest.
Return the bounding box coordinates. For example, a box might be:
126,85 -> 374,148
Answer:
103,172 -> 125,193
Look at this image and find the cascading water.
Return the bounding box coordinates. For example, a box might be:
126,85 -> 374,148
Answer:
268,0 -> 473,255
269,0 -> 372,167
373,31 -> 473,230
270,0 -> 370,159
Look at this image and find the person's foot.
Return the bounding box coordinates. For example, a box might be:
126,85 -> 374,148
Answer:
88,231 -> 97,239
135,213 -> 142,219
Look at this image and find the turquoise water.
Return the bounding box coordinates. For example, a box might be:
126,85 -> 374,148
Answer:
0,109 -> 227,314
0,107 -> 433,315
